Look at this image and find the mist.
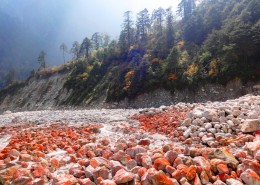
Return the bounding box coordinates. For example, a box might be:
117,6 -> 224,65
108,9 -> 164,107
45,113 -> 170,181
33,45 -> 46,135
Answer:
0,0 -> 178,81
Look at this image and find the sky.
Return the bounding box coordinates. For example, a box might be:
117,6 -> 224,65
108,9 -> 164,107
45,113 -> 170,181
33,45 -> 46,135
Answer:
60,0 -> 179,44
0,0 -> 179,68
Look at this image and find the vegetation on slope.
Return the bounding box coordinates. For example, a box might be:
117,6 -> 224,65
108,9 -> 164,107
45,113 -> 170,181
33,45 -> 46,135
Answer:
1,0 -> 259,106
61,0 -> 259,104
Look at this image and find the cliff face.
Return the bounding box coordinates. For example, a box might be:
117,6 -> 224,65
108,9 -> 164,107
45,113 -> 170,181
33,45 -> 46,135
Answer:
0,70 -> 259,113
0,72 -> 72,112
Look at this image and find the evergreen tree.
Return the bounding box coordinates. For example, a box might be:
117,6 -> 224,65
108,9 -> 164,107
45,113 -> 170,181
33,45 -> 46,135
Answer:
70,41 -> 80,59
38,51 -> 47,69
177,0 -> 196,21
136,8 -> 151,41
60,43 -> 68,63
151,7 -> 165,35
91,32 -> 103,50
165,7 -> 175,49
80,37 -> 92,58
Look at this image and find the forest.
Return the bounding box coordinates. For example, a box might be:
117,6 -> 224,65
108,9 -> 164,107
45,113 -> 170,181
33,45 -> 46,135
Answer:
1,0 -> 260,103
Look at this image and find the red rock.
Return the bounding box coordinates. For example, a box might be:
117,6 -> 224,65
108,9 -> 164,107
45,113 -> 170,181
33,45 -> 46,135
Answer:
165,165 -> 176,175
8,149 -> 20,157
186,165 -> 196,181
78,159 -> 90,167
112,150 -> 131,165
69,164 -> 85,178
210,159 -> 227,173
193,156 -> 212,178
99,179 -> 117,185
52,173 -> 78,185
240,169 -> 260,185
32,166 -> 49,178
112,169 -> 135,184
31,178 -> 45,185
213,180 -> 226,185
194,174 -> 202,185
93,166 -> 110,182
126,159 -> 137,169
100,139 -> 110,146
138,167 -> 147,177
141,155 -> 152,168
126,146 -> 147,158
50,157 -> 59,170
13,176 -> 32,185
151,170 -> 173,185
90,157 -> 109,168
138,139 -> 150,146
173,157 -> 183,168
237,159 -> 260,176
131,166 -> 141,174
19,154 -> 32,162
226,178 -> 243,185
200,170 -> 209,184
85,165 -> 94,179
154,158 -> 170,171
78,178 -> 95,185
164,150 -> 178,165
109,160 -> 125,176
217,163 -> 229,174
171,169 -> 187,181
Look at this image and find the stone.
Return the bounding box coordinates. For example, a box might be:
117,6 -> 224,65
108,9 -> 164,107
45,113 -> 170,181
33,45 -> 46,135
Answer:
141,155 -> 152,168
52,173 -> 78,185
99,179 -> 117,185
204,123 -> 213,129
245,140 -> 260,156
217,163 -> 229,174
164,151 -> 178,165
183,129 -> 192,138
78,178 -> 96,185
112,169 -> 135,184
241,119 -> 260,133
213,180 -> 226,185
151,170 -> 174,185
240,169 -> 260,185
126,159 -> 137,170
186,165 -> 196,181
193,156 -> 212,178
126,146 -> 147,158
182,119 -> 192,126
226,178 -> 243,185
193,174 -> 202,185
208,148 -> 239,169
154,158 -> 170,171
93,166 -> 110,183
13,176 -> 32,185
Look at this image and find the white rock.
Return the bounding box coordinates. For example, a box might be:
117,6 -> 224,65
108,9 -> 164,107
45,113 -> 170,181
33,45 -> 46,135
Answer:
204,123 -> 212,129
241,119 -> 260,133
183,128 -> 192,138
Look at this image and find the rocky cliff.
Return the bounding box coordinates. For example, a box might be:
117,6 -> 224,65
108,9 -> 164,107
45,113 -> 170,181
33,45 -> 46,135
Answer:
0,70 -> 259,113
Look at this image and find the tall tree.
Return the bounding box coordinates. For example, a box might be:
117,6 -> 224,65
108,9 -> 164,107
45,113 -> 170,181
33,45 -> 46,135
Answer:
38,51 -> 47,69
136,8 -> 151,41
70,41 -> 80,59
102,33 -> 111,47
80,37 -> 92,58
60,43 -> 68,63
123,11 -> 135,47
177,0 -> 196,21
152,7 -> 165,35
166,7 -> 175,49
91,32 -> 103,50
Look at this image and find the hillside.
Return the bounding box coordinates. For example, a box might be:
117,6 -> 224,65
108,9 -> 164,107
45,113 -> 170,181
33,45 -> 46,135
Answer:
0,0 -> 259,111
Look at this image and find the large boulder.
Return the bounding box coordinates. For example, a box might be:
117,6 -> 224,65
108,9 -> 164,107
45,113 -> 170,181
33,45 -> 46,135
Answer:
241,119 -> 260,133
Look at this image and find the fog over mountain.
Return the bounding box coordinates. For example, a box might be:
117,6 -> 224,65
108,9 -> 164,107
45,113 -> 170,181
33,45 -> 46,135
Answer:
0,0 -> 177,85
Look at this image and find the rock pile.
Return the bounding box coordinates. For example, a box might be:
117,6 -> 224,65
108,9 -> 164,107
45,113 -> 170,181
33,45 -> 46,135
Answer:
0,94 -> 259,185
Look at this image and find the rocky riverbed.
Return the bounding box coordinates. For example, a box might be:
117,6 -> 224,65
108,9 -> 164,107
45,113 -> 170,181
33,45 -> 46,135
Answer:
0,94 -> 259,185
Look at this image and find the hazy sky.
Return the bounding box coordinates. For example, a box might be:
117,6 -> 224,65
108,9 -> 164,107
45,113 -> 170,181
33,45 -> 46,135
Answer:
60,0 -> 179,43
0,0 -> 180,67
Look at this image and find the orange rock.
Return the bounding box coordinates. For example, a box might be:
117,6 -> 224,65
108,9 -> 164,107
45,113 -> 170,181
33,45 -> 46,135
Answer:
186,165 -> 197,181
13,176 -> 32,185
52,173 -> 78,185
172,169 -> 187,181
19,154 -> 32,162
31,178 -> 45,185
217,163 -> 229,174
154,158 -> 170,171
138,167 -> 147,177
152,170 -> 173,185
112,169 -> 135,184
32,166 -> 49,178
50,158 -> 59,170
200,170 -> 209,184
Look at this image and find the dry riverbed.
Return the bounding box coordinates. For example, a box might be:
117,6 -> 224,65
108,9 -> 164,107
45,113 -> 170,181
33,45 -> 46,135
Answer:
0,94 -> 259,185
